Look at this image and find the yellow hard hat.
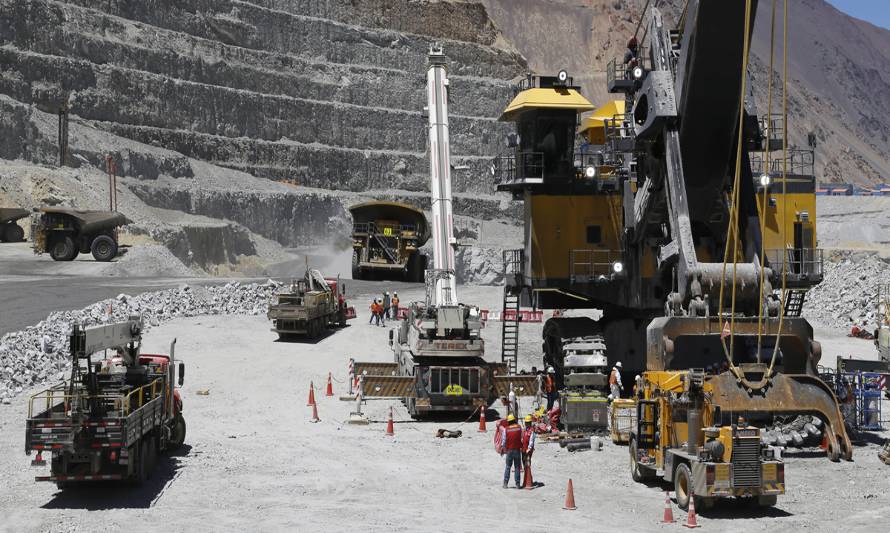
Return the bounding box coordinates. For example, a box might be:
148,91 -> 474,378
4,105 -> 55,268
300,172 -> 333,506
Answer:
507,414 -> 516,422
524,415 -> 533,423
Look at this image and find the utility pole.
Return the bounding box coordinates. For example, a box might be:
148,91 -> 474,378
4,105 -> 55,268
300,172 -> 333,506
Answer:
57,102 -> 69,167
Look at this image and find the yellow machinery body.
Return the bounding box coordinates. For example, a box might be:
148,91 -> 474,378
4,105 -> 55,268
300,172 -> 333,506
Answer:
631,370 -> 786,510
757,177 -> 817,252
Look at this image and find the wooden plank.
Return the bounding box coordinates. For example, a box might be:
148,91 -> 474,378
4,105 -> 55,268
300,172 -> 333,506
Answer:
493,375 -> 539,397
354,362 -> 400,377
360,375 -> 417,398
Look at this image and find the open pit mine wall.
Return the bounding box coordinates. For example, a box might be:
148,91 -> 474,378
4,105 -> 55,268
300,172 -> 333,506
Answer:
0,0 -> 527,195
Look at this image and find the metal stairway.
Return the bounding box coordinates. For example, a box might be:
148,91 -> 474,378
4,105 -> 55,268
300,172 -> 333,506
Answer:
501,288 -> 520,374
368,223 -> 399,263
783,289 -> 806,318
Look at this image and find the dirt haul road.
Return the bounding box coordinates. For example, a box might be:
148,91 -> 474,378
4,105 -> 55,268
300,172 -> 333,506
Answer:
0,286 -> 888,532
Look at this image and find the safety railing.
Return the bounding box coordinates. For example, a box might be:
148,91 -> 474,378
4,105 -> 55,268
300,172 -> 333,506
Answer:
604,113 -> 636,153
606,55 -> 652,91
819,370 -> 888,431
503,249 -> 524,276
491,151 -> 545,187
757,114 -> 785,151
765,248 -> 823,280
573,150 -> 624,185
426,366 -> 482,395
124,378 -> 164,415
750,148 -> 815,177
569,249 -> 624,282
352,222 -> 417,237
28,378 -> 164,419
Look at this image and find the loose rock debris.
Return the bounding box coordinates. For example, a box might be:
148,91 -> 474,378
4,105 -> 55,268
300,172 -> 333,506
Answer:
0,281 -> 281,402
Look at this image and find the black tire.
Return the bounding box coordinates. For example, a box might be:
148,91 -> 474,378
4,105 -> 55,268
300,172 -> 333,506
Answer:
49,235 -> 77,261
674,463 -> 693,511
90,235 -> 118,262
351,250 -> 361,280
408,253 -> 425,282
757,495 -> 777,507
630,437 -> 655,482
407,398 -> 419,420
146,436 -> 157,479
169,414 -> 186,449
134,441 -> 148,485
6,224 -> 24,242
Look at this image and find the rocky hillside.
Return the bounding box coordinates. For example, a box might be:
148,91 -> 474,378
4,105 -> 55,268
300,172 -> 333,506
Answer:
0,0 -> 528,273
478,0 -> 890,186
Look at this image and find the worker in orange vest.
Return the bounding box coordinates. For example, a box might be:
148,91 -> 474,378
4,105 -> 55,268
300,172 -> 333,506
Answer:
391,292 -> 400,319
544,366 -> 558,410
370,299 -> 383,326
497,414 -> 523,488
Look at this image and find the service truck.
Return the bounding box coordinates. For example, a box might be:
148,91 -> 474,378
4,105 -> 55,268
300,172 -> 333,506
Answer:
26,317 -> 186,488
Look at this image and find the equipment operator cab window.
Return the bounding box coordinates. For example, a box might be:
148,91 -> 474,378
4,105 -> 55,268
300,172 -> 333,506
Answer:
586,225 -> 602,244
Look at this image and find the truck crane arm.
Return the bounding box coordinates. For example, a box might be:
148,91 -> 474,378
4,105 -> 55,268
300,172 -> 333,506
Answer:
426,44 -> 458,307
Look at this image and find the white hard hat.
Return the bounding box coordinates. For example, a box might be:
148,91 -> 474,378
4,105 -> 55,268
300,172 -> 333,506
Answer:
615,361 -> 623,368
547,366 -> 555,373
635,374 -> 641,380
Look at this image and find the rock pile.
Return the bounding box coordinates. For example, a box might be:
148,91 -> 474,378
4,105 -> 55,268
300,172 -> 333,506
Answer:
802,251 -> 890,331
0,281 -> 281,404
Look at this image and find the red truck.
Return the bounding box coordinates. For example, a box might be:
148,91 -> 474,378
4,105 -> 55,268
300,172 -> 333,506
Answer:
25,318 -> 186,487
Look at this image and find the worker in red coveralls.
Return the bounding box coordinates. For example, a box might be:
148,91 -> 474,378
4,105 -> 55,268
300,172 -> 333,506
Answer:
547,400 -> 561,431
497,414 -> 523,489
522,415 -> 537,483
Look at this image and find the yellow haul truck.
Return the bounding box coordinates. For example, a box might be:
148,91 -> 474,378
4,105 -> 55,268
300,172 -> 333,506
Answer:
631,370 -> 785,511
349,201 -> 430,282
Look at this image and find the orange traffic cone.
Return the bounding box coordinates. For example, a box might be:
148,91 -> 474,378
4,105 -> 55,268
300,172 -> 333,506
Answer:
385,406 -> 395,436
683,491 -> 700,528
563,478 -> 577,510
478,407 -> 487,432
325,372 -> 334,397
523,463 -> 534,489
662,491 -> 675,523
310,402 -> 320,423
307,381 -> 316,406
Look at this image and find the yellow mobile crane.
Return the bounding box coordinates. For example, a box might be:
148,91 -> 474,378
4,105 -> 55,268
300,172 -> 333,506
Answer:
633,369 -> 785,511
492,0 -> 851,460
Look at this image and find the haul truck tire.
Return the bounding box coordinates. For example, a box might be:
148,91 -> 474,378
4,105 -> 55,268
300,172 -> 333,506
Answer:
3,223 -> 24,242
351,250 -> 362,280
90,234 -> 118,262
49,235 -> 77,261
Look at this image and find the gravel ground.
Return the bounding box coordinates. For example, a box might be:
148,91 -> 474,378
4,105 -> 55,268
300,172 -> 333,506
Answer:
0,285 -> 887,532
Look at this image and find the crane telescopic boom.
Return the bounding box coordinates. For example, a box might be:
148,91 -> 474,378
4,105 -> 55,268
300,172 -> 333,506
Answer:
426,44 -> 458,307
